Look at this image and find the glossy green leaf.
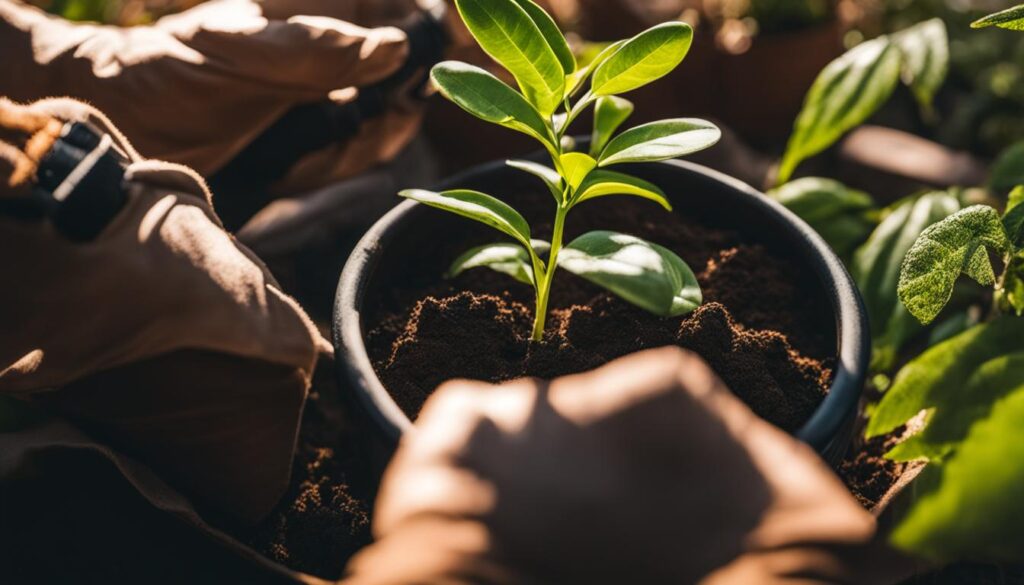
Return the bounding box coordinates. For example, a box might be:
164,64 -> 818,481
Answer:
1002,186 -> 1024,246
768,177 -> 876,257
510,0 -> 574,74
507,159 -> 563,202
971,5 -> 1024,31
590,96 -> 634,157
558,230 -> 701,316
591,22 -> 693,96
898,205 -> 1011,325
560,152 -> 597,190
572,169 -> 671,210
598,118 -> 721,166
399,189 -> 532,249
454,0 -> 565,115
431,61 -> 552,146
777,37 -> 902,184
892,18 -> 949,110
447,241 -> 549,285
853,192 -> 960,356
566,40 -> 626,98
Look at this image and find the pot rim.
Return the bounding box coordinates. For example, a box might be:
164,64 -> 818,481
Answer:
333,158 -> 869,459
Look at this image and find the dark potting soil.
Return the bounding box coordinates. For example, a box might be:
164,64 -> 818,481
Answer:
243,387 -> 372,579
366,195 -> 836,433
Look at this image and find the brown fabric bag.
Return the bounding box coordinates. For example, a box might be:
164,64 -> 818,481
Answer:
0,98 -> 324,523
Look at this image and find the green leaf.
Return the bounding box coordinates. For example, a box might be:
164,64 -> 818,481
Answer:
431,61 -> 553,147
454,0 -> 565,115
510,0 -> 574,75
558,230 -> 701,317
971,4 -> 1024,31
598,118 -> 721,166
768,177 -> 876,257
777,37 -> 902,184
892,18 -> 949,111
506,159 -> 563,202
890,385 -> 1024,562
989,142 -> 1024,195
998,253 -> 1024,316
448,241 -> 547,285
590,96 -> 634,157
591,22 -> 693,96
853,192 -> 961,356
1002,186 -> 1024,246
399,189 -> 532,249
560,152 -> 597,191
898,205 -> 1011,325
572,169 -> 671,211
566,40 -> 625,98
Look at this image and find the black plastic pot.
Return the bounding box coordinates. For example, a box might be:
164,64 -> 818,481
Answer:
333,156 -> 869,466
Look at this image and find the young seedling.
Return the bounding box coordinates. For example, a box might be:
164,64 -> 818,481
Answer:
400,0 -> 721,341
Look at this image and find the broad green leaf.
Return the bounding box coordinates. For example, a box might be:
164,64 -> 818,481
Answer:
560,152 -> 597,190
448,241 -> 549,285
590,96 -> 634,157
572,169 -> 671,210
454,0 -> 565,115
971,5 -> 1024,31
998,253 -> 1024,316
989,142 -> 1024,195
867,316 -> 1024,441
853,192 -> 960,359
591,22 -> 693,96
399,189 -> 532,249
566,40 -> 625,98
1002,185 -> 1024,246
768,177 -> 876,257
892,18 -> 949,110
890,386 -> 1024,562
507,159 -> 563,202
558,230 -> 701,316
431,62 -> 553,147
777,37 -> 902,184
510,0 -> 574,74
598,118 -> 721,166
898,205 -> 1011,325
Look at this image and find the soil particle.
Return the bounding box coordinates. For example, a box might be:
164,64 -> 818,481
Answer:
838,427 -> 907,509
245,390 -> 371,579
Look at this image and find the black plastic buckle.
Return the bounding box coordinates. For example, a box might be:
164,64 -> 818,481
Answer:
31,122 -> 128,241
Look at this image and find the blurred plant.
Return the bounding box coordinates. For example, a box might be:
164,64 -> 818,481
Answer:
30,0 -> 201,25
971,4 -> 1024,31
776,17 -> 949,184
767,177 -> 877,259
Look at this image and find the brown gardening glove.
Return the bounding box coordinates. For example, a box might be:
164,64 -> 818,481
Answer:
0,97 -> 324,523
0,0 -> 446,195
346,347 -> 915,584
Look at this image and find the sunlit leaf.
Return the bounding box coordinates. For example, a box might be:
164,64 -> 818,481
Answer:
892,18 -> 949,111
559,230 -> 701,316
598,118 -> 720,166
1002,185 -> 1024,246
399,188 -> 533,249
560,152 -> 597,190
566,40 -> 625,98
898,205 -> 1011,325
511,0 -> 574,74
590,96 -> 634,157
431,61 -> 553,147
573,170 -> 671,210
971,5 -> 1024,31
768,177 -> 876,257
507,159 -> 563,202
591,22 -> 693,96
454,0 -> 565,115
448,241 -> 550,284
777,37 -> 902,184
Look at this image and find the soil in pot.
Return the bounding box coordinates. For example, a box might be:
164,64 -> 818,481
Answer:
365,191 -> 837,434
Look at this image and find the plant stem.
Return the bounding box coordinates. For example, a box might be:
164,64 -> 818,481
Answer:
531,203 -> 569,341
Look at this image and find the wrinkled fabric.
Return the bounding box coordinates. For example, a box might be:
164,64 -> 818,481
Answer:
0,0 -> 421,194
0,98 -> 324,522
347,347 -> 919,584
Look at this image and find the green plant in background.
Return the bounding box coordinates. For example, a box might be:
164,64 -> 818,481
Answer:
972,5 -> 1024,32
402,0 -> 720,341
767,177 -> 877,259
775,18 -> 949,185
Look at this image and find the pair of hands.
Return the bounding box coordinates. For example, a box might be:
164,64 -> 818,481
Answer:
349,347 -> 913,584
